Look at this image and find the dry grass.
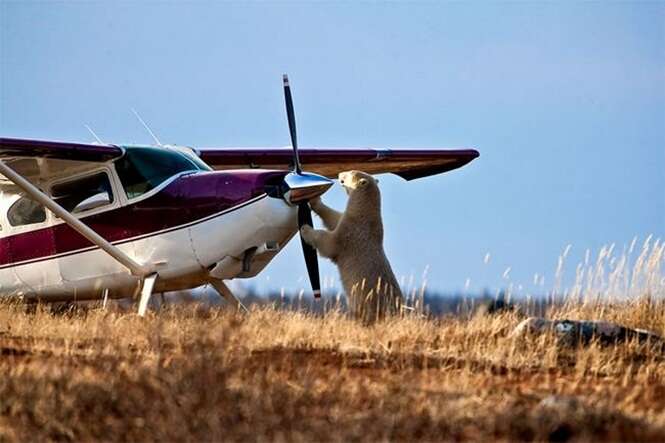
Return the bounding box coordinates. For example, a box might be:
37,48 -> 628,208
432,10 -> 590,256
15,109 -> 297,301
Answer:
0,303 -> 664,442
0,238 -> 663,441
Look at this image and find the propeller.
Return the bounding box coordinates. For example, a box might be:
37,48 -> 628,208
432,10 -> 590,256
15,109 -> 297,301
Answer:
283,74 -> 325,298
283,75 -> 302,174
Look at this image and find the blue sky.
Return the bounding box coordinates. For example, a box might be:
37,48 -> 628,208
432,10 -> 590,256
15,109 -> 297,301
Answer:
1,2 -> 663,296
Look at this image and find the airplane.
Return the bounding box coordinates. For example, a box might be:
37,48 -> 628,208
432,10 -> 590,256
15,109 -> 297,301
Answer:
0,75 -> 479,315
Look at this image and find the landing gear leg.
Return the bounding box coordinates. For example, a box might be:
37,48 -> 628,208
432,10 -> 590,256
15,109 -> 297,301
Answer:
102,288 -> 109,310
210,279 -> 248,313
138,273 -> 158,317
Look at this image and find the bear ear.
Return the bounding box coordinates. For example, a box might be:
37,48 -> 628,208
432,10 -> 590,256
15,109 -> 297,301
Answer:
375,177 -> 379,184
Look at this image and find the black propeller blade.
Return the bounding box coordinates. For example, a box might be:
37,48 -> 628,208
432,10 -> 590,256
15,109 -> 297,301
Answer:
298,202 -> 321,298
283,74 -> 321,298
283,74 -> 302,174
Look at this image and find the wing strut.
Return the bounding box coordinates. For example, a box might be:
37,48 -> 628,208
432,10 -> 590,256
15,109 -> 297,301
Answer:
0,160 -> 151,277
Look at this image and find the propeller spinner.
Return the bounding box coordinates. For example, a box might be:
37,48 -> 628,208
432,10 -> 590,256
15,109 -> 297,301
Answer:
282,74 -> 332,298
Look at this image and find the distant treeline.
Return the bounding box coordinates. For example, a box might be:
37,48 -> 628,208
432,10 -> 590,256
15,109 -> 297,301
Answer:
218,288 -> 554,318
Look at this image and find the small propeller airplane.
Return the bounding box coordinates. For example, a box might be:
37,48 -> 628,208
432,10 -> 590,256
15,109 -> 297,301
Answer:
0,76 -> 478,315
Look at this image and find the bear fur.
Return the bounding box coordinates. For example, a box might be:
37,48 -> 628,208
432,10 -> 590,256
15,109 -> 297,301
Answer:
300,170 -> 403,323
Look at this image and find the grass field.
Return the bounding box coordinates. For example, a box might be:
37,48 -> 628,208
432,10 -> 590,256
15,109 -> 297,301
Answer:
0,238 -> 663,441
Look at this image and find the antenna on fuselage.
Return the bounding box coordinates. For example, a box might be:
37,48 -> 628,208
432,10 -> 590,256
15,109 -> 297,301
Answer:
131,108 -> 162,146
84,124 -> 104,144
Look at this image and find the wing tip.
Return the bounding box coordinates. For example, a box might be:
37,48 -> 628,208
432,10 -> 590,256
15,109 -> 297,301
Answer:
396,150 -> 480,181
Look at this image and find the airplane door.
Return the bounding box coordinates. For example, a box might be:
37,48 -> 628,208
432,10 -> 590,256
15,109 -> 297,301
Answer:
52,171 -> 130,284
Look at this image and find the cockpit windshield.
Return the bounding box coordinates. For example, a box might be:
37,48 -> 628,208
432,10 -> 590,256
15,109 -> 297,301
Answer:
115,146 -> 211,199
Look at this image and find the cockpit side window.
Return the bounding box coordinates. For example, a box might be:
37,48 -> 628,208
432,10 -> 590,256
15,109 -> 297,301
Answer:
8,195 -> 46,227
115,147 -> 202,199
51,172 -> 114,215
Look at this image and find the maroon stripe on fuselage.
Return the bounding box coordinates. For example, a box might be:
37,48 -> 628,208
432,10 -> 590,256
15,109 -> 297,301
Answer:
0,170 -> 287,268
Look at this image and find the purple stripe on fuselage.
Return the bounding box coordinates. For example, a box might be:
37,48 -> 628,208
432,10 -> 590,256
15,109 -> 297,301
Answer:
0,170 -> 287,268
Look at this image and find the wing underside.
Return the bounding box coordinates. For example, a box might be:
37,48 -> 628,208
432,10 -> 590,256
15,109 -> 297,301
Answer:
0,137 -> 123,187
0,137 -> 123,162
0,138 -> 479,182
198,147 -> 479,181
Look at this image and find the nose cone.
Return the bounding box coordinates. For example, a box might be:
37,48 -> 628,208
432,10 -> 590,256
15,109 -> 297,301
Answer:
283,172 -> 334,204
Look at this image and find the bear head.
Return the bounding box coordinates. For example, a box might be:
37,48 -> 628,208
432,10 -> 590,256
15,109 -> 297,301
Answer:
338,170 -> 379,196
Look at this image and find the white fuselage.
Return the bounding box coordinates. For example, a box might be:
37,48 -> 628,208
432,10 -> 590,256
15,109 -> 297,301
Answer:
0,194 -> 297,301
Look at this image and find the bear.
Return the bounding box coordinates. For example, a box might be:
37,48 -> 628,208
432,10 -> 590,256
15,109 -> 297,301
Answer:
300,170 -> 403,324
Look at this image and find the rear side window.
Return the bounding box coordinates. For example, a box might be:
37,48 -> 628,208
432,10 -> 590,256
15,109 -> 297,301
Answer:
51,172 -> 114,214
8,195 -> 46,227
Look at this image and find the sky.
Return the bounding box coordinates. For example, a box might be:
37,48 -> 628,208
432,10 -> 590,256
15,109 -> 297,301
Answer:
1,1 -> 663,297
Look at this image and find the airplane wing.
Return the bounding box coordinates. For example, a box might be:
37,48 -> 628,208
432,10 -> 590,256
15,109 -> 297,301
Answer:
0,139 -> 479,181
0,137 -> 149,280
0,137 -> 123,162
198,147 -> 479,181
0,137 -> 124,185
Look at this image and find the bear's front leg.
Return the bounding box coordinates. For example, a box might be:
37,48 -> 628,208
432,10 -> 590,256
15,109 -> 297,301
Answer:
300,225 -> 338,260
310,198 -> 343,231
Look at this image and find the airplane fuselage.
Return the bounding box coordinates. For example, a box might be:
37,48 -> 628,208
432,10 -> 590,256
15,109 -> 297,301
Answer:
0,146 -> 298,301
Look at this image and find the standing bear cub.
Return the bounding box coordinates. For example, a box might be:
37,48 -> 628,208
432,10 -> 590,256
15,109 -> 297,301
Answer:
300,170 -> 403,323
